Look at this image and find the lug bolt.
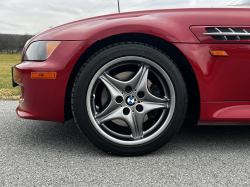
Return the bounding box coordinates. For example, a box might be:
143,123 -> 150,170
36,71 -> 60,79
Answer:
137,91 -> 145,98
123,107 -> 130,115
136,104 -> 143,112
116,96 -> 123,103
125,86 -> 132,93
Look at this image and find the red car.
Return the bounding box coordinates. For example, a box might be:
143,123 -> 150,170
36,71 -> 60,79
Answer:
12,1 -> 250,155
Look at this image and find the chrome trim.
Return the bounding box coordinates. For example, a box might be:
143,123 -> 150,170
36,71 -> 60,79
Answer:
215,27 -> 221,33
243,29 -> 248,33
203,33 -> 250,36
203,27 -> 250,38
214,27 -> 227,40
228,28 -> 234,33
229,28 -> 240,40
215,27 -> 227,40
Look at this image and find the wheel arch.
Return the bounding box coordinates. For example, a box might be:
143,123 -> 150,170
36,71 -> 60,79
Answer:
64,33 -> 200,125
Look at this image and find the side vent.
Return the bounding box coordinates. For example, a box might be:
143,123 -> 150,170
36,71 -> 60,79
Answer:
203,27 -> 250,41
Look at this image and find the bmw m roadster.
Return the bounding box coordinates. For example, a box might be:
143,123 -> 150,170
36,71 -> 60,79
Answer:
12,1 -> 250,155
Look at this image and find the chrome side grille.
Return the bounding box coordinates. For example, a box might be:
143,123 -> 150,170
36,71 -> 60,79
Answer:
203,27 -> 250,41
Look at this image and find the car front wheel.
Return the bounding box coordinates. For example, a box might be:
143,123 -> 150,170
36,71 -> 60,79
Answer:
71,42 -> 187,156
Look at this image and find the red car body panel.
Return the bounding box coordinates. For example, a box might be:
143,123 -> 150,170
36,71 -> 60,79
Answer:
200,102 -> 250,121
15,40 -> 96,122
14,8 -> 250,123
174,43 -> 250,101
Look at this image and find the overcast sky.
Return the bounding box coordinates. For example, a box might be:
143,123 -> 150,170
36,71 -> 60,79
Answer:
0,0 -> 230,35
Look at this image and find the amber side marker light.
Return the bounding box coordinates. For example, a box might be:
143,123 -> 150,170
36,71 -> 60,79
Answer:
209,50 -> 228,57
31,72 -> 57,79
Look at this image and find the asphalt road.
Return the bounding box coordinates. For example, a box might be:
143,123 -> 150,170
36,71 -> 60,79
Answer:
1,101 -> 250,186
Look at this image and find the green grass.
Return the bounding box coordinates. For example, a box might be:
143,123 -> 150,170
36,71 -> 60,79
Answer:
0,53 -> 22,100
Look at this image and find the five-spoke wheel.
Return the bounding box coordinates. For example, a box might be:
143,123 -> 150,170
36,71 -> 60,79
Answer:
88,57 -> 174,143
72,43 -> 187,155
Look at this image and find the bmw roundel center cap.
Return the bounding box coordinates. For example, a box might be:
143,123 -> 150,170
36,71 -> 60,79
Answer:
127,96 -> 135,105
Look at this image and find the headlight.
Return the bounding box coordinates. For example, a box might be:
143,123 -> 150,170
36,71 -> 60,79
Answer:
24,41 -> 61,61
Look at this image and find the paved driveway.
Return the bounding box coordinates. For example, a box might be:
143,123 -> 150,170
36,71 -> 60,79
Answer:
1,101 -> 250,186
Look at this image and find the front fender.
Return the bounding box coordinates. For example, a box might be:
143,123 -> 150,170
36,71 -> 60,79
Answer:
32,12 -> 200,43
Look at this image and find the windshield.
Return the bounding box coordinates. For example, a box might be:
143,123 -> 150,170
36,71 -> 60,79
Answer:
224,0 -> 250,6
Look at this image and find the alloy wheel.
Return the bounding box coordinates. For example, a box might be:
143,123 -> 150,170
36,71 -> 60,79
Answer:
86,56 -> 176,145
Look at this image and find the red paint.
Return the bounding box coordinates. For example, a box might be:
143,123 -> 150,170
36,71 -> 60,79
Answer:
200,102 -> 250,121
16,106 -> 33,118
174,43 -> 250,101
14,8 -> 250,123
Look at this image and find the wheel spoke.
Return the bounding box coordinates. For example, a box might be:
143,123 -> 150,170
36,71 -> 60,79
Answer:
96,107 -> 124,124
144,93 -> 169,104
126,112 -> 143,139
138,101 -> 168,114
96,106 -> 144,139
103,65 -> 144,92
135,66 -> 169,103
132,111 -> 144,138
99,75 -> 122,98
96,75 -> 123,119
133,101 -> 168,137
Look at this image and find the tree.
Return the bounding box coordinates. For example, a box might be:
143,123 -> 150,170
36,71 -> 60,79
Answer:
0,33 -> 34,53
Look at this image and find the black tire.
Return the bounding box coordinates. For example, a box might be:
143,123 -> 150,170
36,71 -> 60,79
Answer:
71,42 -> 187,156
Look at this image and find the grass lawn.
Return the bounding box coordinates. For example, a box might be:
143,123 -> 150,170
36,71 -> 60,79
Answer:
0,53 -> 22,100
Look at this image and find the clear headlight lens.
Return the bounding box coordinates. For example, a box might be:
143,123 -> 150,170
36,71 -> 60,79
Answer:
24,41 -> 61,61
